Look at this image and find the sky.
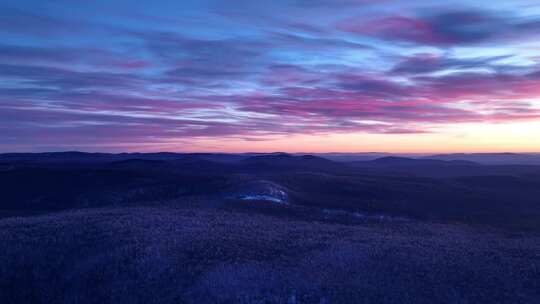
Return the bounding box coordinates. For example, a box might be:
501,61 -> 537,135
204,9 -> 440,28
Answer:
1,0 -> 540,153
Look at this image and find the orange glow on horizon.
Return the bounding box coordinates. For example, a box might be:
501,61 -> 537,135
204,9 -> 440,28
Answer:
124,121 -> 540,154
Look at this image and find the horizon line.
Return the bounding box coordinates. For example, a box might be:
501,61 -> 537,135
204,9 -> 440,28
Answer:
2,150 -> 540,155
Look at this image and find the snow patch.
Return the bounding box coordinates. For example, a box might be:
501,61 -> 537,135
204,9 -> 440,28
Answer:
228,180 -> 289,205
240,195 -> 287,204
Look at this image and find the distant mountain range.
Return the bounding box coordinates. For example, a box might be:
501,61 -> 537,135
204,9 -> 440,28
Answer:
1,151 -> 540,165
2,150 -> 540,230
367,156 -> 478,166
0,151 -> 254,163
425,153 -> 540,165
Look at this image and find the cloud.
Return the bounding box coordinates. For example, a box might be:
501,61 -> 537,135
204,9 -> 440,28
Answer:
391,53 -> 511,75
292,0 -> 383,8
0,64 -> 144,91
0,44 -> 151,71
1,1 -> 540,151
338,9 -> 540,46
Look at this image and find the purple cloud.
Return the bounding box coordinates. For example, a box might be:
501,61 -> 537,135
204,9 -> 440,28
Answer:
338,9 -> 540,46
